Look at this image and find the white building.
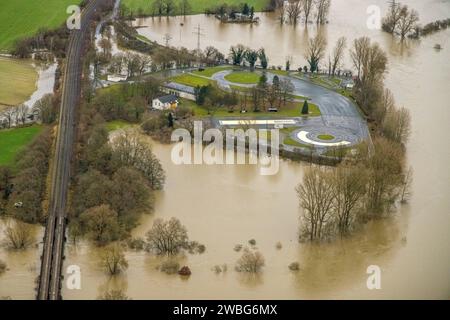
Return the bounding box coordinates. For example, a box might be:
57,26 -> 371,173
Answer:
152,95 -> 179,110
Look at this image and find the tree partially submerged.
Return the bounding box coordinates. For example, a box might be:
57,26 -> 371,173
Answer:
236,249 -> 265,273
100,243 -> 128,275
3,220 -> 35,250
146,218 -> 189,256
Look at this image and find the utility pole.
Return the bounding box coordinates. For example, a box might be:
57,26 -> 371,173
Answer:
193,24 -> 204,67
163,33 -> 172,47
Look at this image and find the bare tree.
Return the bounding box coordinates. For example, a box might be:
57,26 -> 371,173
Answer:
110,130 -> 165,190
275,0 -> 286,24
304,33 -> 327,73
396,5 -> 419,40
382,105 -> 411,145
33,94 -> 58,124
302,0 -> 314,24
400,167 -> 413,203
3,220 -> 35,250
236,249 -> 265,273
331,165 -> 367,235
330,36 -> 346,76
98,289 -> 130,300
350,37 -> 388,116
296,166 -> 335,241
146,217 -> 189,256
100,243 -> 128,275
364,138 -> 404,214
1,107 -> 16,128
382,0 -> 402,33
315,0 -> 330,25
15,104 -> 28,125
99,38 -> 112,57
286,0 -> 302,25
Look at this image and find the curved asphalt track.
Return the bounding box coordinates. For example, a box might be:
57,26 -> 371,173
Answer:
211,70 -> 370,147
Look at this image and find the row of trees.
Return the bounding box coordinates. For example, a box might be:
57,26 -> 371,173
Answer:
276,0 -> 331,25
297,37 -> 412,241
229,45 -> 269,69
0,129 -> 53,224
382,1 -> 420,40
297,137 -> 410,240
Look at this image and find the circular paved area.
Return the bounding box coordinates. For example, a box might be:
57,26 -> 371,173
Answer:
291,127 -> 360,148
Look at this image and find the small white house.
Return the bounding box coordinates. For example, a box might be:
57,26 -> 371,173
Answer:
152,95 -> 179,110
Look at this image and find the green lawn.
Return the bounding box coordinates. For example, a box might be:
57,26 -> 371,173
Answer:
105,120 -> 133,132
283,137 -> 312,149
225,72 -> 261,84
0,0 -> 82,51
171,73 -> 216,87
122,0 -> 270,16
181,98 -> 320,118
192,66 -> 234,78
268,69 -> 289,76
0,57 -> 38,108
0,125 -> 43,167
317,134 -> 334,140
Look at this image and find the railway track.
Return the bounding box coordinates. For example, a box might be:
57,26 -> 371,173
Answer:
37,0 -> 105,300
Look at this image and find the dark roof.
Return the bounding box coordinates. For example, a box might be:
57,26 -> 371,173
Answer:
156,95 -> 178,104
164,82 -> 196,94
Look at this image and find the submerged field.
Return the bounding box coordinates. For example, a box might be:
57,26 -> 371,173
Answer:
0,125 -> 43,167
122,0 -> 270,15
0,57 -> 38,109
0,0 -> 81,51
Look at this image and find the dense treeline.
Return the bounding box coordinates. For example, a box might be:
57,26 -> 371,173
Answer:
69,76 -> 166,245
0,129 -> 53,223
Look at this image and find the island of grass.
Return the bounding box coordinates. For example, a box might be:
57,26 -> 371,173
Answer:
122,0 -> 270,16
192,66 -> 235,77
317,134 -> 335,140
171,73 -> 216,87
0,125 -> 43,167
224,71 -> 261,84
179,98 -> 321,118
0,57 -> 38,109
0,0 -> 82,51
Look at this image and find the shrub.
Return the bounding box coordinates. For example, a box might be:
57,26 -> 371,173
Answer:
288,262 -> 300,271
236,249 -> 265,273
160,260 -> 180,275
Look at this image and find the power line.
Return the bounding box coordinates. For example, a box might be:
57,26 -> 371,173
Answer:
193,24 -> 205,53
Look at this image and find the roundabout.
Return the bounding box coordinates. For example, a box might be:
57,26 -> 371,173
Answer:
291,127 -> 360,148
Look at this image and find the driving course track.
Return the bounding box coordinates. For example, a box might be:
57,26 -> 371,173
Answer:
37,0 -> 105,300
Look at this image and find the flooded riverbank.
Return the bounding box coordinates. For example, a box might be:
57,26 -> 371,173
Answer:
0,0 -> 449,299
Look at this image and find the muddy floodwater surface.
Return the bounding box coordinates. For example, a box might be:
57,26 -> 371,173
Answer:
1,0 -> 449,299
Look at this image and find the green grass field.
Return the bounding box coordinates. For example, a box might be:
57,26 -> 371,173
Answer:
0,125 -> 43,167
123,0 -> 269,16
225,71 -> 261,84
171,73 -> 216,87
0,0 -> 81,51
0,57 -> 38,108
317,134 -> 335,140
181,98 -> 320,118
192,66 -> 234,77
105,120 -> 133,132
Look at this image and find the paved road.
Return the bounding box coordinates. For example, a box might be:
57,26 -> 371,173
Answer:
37,0 -> 105,300
211,69 -> 370,146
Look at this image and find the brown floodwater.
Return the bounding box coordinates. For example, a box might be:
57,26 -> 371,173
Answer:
1,0 -> 449,299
